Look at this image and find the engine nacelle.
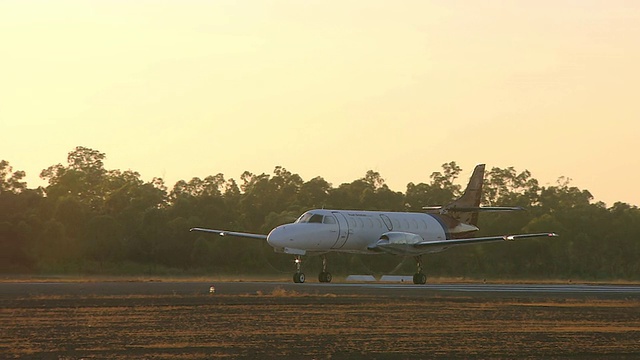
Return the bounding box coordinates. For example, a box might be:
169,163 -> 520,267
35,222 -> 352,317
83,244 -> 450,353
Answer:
378,231 -> 424,245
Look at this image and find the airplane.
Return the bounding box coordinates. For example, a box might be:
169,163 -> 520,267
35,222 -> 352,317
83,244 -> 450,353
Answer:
190,164 -> 558,284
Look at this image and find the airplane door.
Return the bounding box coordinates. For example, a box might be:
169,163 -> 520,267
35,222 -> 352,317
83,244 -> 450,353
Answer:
380,214 -> 393,231
331,211 -> 350,249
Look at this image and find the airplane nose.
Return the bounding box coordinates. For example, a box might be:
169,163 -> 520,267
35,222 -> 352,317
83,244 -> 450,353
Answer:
267,225 -> 288,248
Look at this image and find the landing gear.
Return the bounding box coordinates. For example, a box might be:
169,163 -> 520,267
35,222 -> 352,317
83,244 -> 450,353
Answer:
413,255 -> 427,284
318,255 -> 332,283
292,255 -> 332,283
293,256 -> 305,283
413,272 -> 427,285
319,272 -> 332,282
293,272 -> 305,283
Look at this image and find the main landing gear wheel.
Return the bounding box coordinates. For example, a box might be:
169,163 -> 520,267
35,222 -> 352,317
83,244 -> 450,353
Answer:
319,272 -> 332,283
413,272 -> 427,284
413,255 -> 427,284
318,255 -> 332,283
293,255 -> 305,283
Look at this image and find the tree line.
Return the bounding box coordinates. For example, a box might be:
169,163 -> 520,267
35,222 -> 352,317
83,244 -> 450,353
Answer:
1,146 -> 638,280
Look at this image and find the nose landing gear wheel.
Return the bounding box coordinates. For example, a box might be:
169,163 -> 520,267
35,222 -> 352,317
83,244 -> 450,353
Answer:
292,255 -> 305,283
294,272 -> 305,283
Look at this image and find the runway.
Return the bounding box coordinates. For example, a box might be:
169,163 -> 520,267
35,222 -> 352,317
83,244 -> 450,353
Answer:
2,280 -> 640,299
4,281 -> 640,359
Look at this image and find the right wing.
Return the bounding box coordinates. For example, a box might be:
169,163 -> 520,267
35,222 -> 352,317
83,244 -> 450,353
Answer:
189,227 -> 268,240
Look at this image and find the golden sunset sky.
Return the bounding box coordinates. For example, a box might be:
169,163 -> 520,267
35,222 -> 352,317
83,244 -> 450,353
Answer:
1,1 -> 639,206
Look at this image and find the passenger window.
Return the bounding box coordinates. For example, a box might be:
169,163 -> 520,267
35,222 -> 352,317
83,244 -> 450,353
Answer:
323,215 -> 336,224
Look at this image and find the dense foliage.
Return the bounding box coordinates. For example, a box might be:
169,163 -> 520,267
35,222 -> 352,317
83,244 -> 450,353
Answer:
1,147 -> 638,280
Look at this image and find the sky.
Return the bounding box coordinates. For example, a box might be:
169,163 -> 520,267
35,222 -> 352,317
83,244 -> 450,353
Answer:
1,1 -> 639,206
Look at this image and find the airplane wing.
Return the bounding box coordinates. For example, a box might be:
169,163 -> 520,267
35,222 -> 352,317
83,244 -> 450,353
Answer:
413,232 -> 558,249
422,206 -> 525,213
189,228 -> 268,240
368,232 -> 558,255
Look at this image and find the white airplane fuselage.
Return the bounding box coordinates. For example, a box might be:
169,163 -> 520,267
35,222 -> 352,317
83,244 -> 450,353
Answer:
190,164 -> 558,284
266,209 -> 451,256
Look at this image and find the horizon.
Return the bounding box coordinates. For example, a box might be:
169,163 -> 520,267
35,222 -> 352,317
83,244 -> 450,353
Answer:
4,146 -> 628,208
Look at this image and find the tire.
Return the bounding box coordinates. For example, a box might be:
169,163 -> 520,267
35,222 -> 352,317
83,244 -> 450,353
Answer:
319,272 -> 332,283
413,273 -> 427,285
294,272 -> 306,283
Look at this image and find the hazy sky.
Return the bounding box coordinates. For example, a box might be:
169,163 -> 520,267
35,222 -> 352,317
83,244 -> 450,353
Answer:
1,1 -> 639,206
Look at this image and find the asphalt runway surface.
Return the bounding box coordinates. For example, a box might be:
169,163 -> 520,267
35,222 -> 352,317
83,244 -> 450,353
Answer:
3,280 -> 640,358
2,280 -> 640,299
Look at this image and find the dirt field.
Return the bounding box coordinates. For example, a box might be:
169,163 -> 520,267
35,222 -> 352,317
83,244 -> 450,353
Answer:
2,287 -> 639,359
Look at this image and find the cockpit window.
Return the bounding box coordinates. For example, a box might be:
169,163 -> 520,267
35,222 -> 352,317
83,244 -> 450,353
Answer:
295,212 -> 329,224
296,213 -> 313,223
323,215 -> 336,224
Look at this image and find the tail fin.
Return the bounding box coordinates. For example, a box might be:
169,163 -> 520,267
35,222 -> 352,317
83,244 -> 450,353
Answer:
444,164 -> 485,226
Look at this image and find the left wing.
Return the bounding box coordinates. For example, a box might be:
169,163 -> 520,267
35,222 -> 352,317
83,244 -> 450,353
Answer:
368,232 -> 558,255
413,232 -> 558,249
422,206 -> 526,213
190,228 -> 268,240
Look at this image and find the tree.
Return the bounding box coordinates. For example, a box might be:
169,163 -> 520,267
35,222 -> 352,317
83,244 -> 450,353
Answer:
53,196 -> 87,239
539,177 -> 593,210
85,215 -> 124,264
2,149 -> 640,280
40,146 -> 108,210
0,160 -> 27,194
327,179 -> 372,210
237,167 -> 304,230
0,221 -> 31,272
404,162 -> 464,210
171,174 -> 226,199
429,161 -> 462,195
297,176 -> 331,208
483,166 -> 540,206
363,170 -> 385,190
